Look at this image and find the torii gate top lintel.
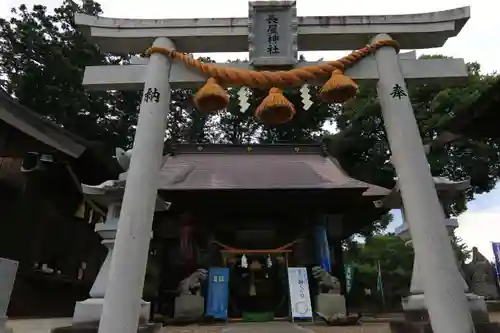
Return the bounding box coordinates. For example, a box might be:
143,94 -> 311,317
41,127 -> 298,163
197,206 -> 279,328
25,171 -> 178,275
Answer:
75,6 -> 470,55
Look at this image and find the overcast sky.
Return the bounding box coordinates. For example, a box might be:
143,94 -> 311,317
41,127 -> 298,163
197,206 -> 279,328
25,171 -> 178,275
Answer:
1,0 -> 499,260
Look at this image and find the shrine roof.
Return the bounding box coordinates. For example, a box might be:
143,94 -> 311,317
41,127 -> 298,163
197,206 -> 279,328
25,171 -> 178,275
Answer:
0,88 -> 122,184
0,88 -> 86,158
157,143 -> 390,196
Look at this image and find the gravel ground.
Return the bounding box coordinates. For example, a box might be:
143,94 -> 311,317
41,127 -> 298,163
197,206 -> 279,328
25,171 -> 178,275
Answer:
7,313 -> 500,333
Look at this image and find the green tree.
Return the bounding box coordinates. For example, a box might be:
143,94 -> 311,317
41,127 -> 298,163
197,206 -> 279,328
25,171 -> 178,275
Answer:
0,1 -> 142,149
451,233 -> 472,266
324,58 -> 500,217
344,235 -> 414,308
0,0 -> 201,150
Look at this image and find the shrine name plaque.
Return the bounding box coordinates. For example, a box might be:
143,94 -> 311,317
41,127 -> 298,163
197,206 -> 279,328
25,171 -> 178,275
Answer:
248,1 -> 298,68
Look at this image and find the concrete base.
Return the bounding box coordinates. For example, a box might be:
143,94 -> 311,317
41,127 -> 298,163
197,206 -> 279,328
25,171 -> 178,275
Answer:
174,295 -> 204,319
0,317 -> 12,333
392,293 -> 499,333
315,294 -> 346,318
403,293 -> 488,316
487,300 -> 500,312
51,322 -> 161,333
73,298 -> 150,324
389,320 -> 500,333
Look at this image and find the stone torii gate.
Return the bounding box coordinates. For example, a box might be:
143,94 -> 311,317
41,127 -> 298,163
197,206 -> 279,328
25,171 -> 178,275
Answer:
75,3 -> 474,333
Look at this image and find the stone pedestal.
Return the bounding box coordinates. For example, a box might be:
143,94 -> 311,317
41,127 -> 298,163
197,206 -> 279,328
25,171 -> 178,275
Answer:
52,322 -> 161,333
73,211 -> 150,325
174,295 -> 205,319
315,294 -> 346,317
393,291 -> 499,332
393,215 -> 496,332
0,316 -> 12,333
0,258 -> 18,333
390,294 -> 500,333
486,300 -> 500,312
403,293 -> 488,318
74,299 -> 151,325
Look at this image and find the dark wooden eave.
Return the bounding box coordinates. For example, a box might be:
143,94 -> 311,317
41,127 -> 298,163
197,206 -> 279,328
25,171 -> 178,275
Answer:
0,88 -> 122,184
0,88 -> 87,158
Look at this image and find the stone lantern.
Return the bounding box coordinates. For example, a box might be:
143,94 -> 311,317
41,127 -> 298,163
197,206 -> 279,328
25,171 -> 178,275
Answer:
72,179 -> 170,325
386,177 -> 497,332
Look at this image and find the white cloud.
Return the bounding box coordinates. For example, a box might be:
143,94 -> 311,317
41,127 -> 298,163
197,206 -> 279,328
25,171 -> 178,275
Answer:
456,208 -> 500,262
390,188 -> 500,262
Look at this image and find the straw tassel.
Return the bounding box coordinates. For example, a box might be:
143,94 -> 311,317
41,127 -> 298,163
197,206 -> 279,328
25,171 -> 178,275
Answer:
319,69 -> 358,103
255,87 -> 296,126
194,77 -> 229,114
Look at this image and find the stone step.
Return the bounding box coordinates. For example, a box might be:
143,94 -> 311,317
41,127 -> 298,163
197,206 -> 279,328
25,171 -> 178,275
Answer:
389,319 -> 500,333
221,322 -> 312,333
51,322 -> 161,333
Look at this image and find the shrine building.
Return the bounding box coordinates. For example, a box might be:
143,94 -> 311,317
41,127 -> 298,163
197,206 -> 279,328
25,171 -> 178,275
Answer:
143,143 -> 390,319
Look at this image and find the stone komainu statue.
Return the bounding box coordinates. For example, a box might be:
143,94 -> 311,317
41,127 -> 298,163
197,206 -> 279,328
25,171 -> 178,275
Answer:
465,247 -> 499,300
178,268 -> 208,296
311,266 -> 341,294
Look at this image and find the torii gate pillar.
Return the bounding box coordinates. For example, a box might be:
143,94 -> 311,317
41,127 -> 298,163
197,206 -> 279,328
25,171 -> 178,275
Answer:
97,37 -> 175,333
373,33 -> 474,333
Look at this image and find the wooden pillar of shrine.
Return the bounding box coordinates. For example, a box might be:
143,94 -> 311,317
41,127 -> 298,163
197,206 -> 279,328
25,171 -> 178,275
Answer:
332,240 -> 346,295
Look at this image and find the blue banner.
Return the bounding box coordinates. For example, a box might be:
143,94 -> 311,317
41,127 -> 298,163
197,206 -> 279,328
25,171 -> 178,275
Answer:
492,242 -> 500,279
206,268 -> 229,320
314,225 -> 332,273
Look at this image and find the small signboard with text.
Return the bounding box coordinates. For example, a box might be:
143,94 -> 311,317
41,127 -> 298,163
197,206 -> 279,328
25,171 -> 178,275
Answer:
248,1 -> 298,67
287,267 -> 313,320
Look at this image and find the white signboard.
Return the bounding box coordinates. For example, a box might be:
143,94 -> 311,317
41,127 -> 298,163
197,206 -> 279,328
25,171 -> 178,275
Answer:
287,267 -> 313,319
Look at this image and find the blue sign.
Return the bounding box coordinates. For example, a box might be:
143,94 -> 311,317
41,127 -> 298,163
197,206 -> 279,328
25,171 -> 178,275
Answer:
315,225 -> 332,273
492,242 -> 500,279
206,268 -> 229,320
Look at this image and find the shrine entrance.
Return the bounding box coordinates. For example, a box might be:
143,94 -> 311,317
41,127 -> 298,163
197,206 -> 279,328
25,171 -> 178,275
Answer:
217,242 -> 296,321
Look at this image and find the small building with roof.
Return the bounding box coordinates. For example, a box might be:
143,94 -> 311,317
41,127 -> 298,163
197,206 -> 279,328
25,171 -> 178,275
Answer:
0,88 -> 121,317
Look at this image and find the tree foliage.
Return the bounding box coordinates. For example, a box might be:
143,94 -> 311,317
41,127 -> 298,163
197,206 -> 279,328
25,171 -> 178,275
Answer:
344,235 -> 414,308
0,1 -> 141,149
324,59 -> 500,216
451,233 -> 472,265
343,233 -> 471,309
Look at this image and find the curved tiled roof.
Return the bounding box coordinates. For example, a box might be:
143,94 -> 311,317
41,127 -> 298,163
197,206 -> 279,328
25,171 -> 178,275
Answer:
157,144 -> 390,196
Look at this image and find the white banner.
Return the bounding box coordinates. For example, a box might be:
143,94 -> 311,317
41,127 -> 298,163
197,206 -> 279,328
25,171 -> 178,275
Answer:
287,267 -> 313,319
